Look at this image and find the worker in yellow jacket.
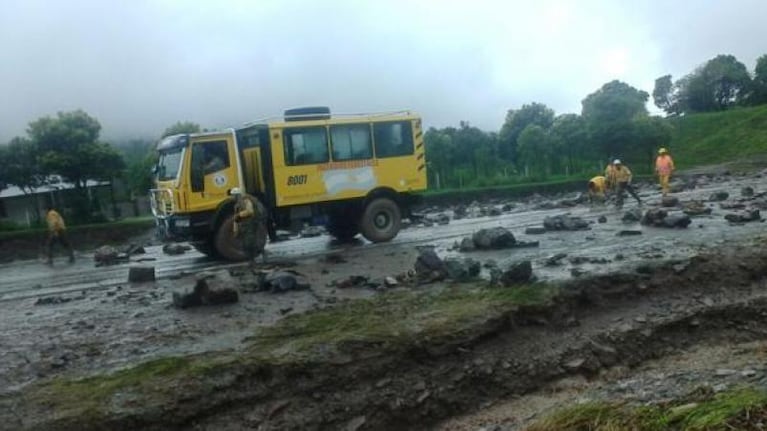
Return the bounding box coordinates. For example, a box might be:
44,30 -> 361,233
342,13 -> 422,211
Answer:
613,159 -> 642,209
587,175 -> 607,205
45,206 -> 75,264
655,147 -> 675,196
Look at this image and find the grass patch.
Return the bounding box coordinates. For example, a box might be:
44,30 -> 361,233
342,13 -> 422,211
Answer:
0,216 -> 154,240
247,284 -> 558,358
527,387 -> 767,431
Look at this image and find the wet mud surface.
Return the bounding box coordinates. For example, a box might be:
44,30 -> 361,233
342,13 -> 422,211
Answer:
4,170 -> 767,429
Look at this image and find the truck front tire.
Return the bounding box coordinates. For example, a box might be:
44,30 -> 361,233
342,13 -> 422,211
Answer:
359,197 -> 401,243
214,200 -> 268,261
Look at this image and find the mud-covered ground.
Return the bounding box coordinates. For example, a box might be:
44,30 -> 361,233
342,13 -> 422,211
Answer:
4,168 -> 767,429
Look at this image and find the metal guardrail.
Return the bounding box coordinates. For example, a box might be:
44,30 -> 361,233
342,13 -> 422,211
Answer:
149,188 -> 175,218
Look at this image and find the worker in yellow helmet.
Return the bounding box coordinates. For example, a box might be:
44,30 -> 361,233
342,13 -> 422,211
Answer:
655,147 -> 675,196
587,175 -> 607,205
613,159 -> 642,209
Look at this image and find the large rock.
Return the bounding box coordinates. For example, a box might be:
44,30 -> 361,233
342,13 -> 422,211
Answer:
683,201 -> 712,216
261,271 -> 311,292
725,209 -> 761,223
458,237 -> 476,252
543,214 -> 589,231
493,260 -> 533,287
742,186 -> 755,197
173,270 -> 239,308
661,196 -> 680,207
472,227 -> 516,249
709,191 -> 729,202
444,258 -> 481,282
662,213 -> 692,228
94,246 -> 120,266
163,243 -> 191,255
414,249 -> 447,282
641,208 -> 667,226
642,209 -> 690,228
622,209 -> 643,223
128,265 -> 155,283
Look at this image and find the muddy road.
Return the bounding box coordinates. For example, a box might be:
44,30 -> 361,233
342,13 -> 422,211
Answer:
3,170 -> 767,429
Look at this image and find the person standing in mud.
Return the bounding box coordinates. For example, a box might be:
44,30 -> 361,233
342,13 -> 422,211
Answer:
45,205 -> 75,265
587,175 -> 607,205
655,148 -> 675,196
231,188 -> 265,267
604,159 -> 616,192
612,160 -> 642,209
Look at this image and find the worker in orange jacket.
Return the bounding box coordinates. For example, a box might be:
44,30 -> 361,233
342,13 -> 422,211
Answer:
655,147 -> 675,196
45,206 -> 75,264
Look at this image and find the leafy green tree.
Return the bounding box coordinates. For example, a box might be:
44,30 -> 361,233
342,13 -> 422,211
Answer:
652,75 -> 677,114
2,137 -> 45,194
634,116 -> 673,170
118,139 -> 156,196
162,121 -> 201,138
747,54 -> 767,105
27,110 -> 125,221
498,102 -> 555,165
550,114 -> 590,175
676,55 -> 751,112
582,80 -> 649,161
517,124 -> 552,177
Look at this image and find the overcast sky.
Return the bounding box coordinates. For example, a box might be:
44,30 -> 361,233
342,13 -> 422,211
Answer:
1,0 -> 765,143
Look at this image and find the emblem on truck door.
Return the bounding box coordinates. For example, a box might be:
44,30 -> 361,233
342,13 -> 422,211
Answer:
213,173 -> 227,187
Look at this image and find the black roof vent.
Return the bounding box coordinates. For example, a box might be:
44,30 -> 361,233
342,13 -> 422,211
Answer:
284,106 -> 331,122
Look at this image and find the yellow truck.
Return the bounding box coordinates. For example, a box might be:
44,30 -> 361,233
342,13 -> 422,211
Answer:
150,107 -> 427,260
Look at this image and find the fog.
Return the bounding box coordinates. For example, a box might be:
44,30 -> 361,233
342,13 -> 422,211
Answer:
1,0 -> 765,142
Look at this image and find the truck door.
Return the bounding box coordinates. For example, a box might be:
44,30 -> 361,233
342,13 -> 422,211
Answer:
188,136 -> 240,213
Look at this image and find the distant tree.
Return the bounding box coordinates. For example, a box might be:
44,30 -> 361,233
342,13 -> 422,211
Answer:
28,110 -> 125,221
582,80 -> 649,160
676,55 -> 751,112
498,102 -> 555,165
550,114 -> 590,175
517,124 -> 552,177
2,137 -> 45,194
747,54 -> 767,105
634,116 -> 673,170
118,139 -> 156,196
162,121 -> 201,138
652,75 -> 677,114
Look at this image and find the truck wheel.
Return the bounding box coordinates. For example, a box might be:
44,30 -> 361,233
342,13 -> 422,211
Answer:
359,197 -> 401,243
214,200 -> 268,261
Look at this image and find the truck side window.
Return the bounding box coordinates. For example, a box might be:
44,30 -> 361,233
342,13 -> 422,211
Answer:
330,124 -> 372,161
284,127 -> 329,165
373,121 -> 414,158
201,140 -> 230,174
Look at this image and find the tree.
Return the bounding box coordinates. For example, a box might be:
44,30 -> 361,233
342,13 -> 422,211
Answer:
582,80 -> 649,160
28,110 -> 125,221
498,102 -> 555,165
2,137 -> 45,194
550,114 -> 590,175
516,124 -> 552,177
652,75 -> 676,114
676,55 -> 751,112
118,139 -> 156,196
634,116 -> 673,170
162,121 -> 201,138
747,54 -> 767,105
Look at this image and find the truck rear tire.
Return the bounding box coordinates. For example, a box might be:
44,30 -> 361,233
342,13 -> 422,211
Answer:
214,200 -> 268,261
359,197 -> 401,243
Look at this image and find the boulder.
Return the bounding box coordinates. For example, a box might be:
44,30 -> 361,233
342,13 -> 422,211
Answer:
173,270 -> 239,309
543,214 -> 589,231
261,271 -> 311,292
94,246 -> 120,266
661,196 -> 680,207
414,249 -> 447,282
128,265 -> 155,283
452,206 -> 467,220
622,209 -> 643,223
725,209 -> 761,223
597,216 -> 607,224
444,258 -> 481,282
544,253 -> 568,267
472,227 -> 516,249
458,237 -> 476,252
162,243 -> 191,255
683,201 -> 712,216
662,213 -> 692,228
709,191 -> 729,202
494,260 -> 533,286
641,209 -> 668,226
742,186 -> 755,197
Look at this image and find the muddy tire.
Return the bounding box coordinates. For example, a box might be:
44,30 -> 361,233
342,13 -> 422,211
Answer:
359,197 -> 401,243
214,200 -> 268,261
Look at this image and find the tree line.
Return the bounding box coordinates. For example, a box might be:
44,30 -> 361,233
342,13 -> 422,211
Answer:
426,53 -> 766,190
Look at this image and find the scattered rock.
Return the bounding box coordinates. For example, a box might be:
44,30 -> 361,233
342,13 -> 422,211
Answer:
35,296 -> 73,306
742,186 -> 755,197
683,201 -> 712,216
414,249 -> 447,282
617,230 -> 642,236
709,191 -> 729,202
597,216 -> 607,223
458,237 -> 476,252
334,275 -> 369,289
173,271 -> 239,308
662,213 -> 692,228
622,209 -> 643,223
724,209 -> 761,223
661,196 -> 680,207
641,209 -> 691,228
384,276 -> 399,287
513,240 -> 540,248
720,202 -> 746,210
472,227 -> 516,249
444,258 -> 481,282
162,243 -> 191,255
493,260 -> 533,286
260,271 -> 311,292
543,214 -> 590,231
128,266 -> 155,283
94,245 -> 122,266
524,227 -> 547,235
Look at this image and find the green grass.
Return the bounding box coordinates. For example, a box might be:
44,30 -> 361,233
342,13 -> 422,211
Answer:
0,216 -> 154,239
527,387 -> 767,431
670,105 -> 767,169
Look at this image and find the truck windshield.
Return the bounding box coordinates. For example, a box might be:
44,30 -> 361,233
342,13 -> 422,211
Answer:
157,148 -> 184,181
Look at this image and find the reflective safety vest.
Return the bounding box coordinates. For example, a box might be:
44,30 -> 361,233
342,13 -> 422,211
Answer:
655,155 -> 675,175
